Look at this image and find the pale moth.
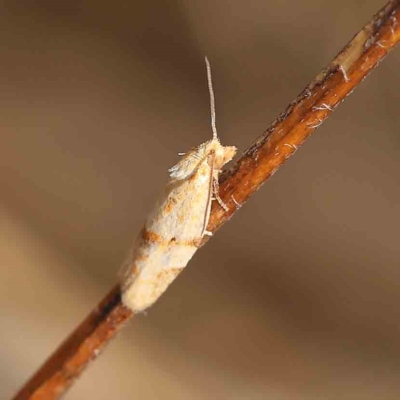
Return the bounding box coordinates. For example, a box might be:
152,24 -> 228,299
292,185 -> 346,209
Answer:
121,57 -> 237,312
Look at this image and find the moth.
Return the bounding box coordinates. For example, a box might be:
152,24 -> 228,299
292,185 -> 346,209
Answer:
121,57 -> 237,312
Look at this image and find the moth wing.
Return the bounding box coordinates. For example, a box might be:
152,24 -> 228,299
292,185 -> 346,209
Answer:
168,143 -> 207,180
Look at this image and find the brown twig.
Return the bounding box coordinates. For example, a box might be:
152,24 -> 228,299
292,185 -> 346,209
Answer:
13,1 -> 400,399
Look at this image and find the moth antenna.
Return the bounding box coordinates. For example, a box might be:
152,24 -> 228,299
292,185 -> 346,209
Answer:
205,56 -> 218,140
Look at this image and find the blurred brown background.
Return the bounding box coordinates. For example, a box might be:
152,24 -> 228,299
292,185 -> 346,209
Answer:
1,1 -> 400,399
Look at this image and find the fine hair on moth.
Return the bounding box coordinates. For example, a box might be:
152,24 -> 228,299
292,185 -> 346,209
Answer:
121,57 -> 237,313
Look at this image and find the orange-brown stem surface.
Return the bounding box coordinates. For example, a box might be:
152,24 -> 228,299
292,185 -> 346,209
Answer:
13,1 -> 400,399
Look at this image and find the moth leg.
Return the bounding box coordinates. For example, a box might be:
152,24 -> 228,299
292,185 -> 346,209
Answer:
212,177 -> 229,212
200,153 -> 216,237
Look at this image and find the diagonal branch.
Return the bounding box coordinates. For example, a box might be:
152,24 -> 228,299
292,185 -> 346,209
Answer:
206,0 -> 400,236
13,1 -> 400,399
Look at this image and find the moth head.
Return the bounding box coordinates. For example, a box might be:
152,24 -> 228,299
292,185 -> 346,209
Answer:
220,145 -> 237,166
212,140 -> 237,170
